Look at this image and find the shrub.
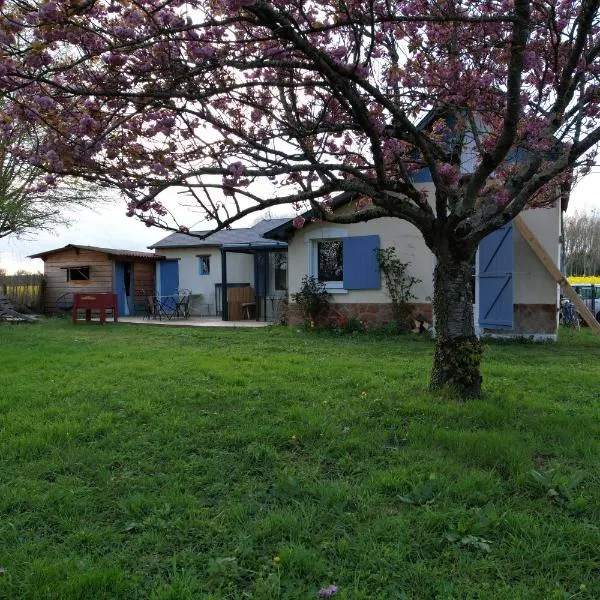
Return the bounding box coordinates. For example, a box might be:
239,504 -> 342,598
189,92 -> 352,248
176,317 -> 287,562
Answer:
291,276 -> 331,323
375,247 -> 420,328
329,315 -> 367,335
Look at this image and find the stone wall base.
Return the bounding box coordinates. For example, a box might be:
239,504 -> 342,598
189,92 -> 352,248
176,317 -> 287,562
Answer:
287,301 -> 557,335
482,303 -> 557,335
286,302 -> 433,327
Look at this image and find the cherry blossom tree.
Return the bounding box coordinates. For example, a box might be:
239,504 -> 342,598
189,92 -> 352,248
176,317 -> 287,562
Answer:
0,0 -> 599,397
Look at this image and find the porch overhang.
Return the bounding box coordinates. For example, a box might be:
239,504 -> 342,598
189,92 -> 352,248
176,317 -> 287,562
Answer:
220,242 -> 287,321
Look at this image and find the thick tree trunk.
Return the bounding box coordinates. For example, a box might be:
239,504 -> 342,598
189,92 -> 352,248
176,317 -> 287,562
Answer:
429,249 -> 482,399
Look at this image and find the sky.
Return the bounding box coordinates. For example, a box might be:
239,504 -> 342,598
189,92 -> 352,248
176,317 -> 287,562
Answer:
1,172 -> 599,274
0,188 -> 290,274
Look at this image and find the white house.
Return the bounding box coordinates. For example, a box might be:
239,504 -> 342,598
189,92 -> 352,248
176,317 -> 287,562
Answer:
262,189 -> 563,339
149,219 -> 289,320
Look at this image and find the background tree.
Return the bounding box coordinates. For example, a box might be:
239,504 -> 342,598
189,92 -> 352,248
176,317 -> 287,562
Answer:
564,210 -> 600,275
1,0 -> 600,397
0,128 -> 108,239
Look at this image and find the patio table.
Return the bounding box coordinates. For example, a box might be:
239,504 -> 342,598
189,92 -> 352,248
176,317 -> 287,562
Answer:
153,295 -> 190,320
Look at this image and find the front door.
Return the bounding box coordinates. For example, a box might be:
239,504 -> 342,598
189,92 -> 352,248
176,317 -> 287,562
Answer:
159,260 -> 179,297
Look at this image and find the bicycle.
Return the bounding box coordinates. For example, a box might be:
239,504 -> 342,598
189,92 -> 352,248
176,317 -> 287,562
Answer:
559,297 -> 580,329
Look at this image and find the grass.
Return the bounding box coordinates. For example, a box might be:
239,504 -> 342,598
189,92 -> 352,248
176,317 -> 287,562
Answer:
0,319 -> 599,599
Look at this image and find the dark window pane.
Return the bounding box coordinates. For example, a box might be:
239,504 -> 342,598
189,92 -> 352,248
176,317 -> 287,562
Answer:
67,267 -> 90,281
274,254 -> 287,290
199,255 -> 210,275
318,240 -> 343,282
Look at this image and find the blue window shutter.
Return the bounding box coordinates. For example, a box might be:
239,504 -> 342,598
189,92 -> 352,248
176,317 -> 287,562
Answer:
343,235 -> 381,290
478,224 -> 514,328
159,260 -> 179,297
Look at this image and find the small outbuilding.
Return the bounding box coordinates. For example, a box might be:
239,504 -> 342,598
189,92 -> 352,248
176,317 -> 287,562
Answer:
29,244 -> 164,316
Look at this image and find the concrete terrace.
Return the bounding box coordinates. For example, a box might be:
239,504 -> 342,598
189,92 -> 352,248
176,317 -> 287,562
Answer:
118,316 -> 271,328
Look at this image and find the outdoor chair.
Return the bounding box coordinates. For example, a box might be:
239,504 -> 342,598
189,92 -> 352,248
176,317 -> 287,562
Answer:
175,294 -> 191,319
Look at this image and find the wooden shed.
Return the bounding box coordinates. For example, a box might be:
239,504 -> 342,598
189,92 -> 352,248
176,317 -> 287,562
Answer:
28,245 -> 164,316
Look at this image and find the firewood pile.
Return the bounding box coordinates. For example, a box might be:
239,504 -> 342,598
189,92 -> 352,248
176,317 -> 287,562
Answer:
0,295 -> 37,322
410,315 -> 431,334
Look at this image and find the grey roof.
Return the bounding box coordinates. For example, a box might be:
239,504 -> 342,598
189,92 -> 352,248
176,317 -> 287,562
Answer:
29,244 -> 164,260
149,218 -> 289,249
262,193 -> 355,241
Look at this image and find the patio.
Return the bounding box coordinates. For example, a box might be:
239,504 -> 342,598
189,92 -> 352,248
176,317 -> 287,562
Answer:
118,316 -> 271,328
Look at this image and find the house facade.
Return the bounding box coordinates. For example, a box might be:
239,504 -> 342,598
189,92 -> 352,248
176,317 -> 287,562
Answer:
149,219 -> 288,319
263,190 -> 562,339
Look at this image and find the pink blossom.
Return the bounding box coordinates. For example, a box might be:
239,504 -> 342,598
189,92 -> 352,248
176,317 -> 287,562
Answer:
228,161 -> 245,177
317,584 -> 338,598
292,216 -> 306,229
224,0 -> 256,11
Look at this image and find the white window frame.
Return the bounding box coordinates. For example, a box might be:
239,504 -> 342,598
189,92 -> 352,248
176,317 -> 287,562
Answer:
304,228 -> 349,294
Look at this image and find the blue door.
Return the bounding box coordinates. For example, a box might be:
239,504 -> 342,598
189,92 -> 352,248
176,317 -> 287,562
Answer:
159,260 -> 179,297
114,261 -> 134,316
478,223 -> 514,328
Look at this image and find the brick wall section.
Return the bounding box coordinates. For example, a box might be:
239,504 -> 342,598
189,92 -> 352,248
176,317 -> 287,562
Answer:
288,302 -> 557,334
287,302 -> 433,327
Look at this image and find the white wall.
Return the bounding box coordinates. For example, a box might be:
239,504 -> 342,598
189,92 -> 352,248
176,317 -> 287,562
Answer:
287,194 -> 560,309
157,247 -> 253,313
513,204 -> 560,305
287,214 -> 434,303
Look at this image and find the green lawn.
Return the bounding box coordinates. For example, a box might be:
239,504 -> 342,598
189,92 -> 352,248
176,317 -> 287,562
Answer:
0,319 -> 599,599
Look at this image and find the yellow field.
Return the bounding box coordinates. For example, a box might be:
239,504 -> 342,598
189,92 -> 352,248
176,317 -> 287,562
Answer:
568,276 -> 600,284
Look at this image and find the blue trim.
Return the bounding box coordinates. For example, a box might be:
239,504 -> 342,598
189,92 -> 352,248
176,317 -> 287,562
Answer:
411,167 -> 433,183
254,251 -> 268,296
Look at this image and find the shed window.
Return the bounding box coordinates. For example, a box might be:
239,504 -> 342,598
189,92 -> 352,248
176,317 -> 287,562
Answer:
67,267 -> 90,281
310,235 -> 381,291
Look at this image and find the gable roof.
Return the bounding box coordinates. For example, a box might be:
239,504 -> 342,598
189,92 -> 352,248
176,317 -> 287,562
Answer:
149,218 -> 289,250
28,244 -> 164,260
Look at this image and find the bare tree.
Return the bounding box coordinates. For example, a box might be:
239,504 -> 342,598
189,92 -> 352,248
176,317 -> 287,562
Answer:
564,210 -> 600,275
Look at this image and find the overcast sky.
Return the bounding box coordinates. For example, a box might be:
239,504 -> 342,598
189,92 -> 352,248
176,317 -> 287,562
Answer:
1,173 -> 599,274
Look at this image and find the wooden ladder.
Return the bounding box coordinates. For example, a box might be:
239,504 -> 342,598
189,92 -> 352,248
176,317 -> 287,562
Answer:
513,215 -> 600,336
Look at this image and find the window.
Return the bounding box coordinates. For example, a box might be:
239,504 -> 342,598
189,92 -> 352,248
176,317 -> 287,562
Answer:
310,235 -> 381,291
273,253 -> 287,291
67,267 -> 90,281
317,240 -> 343,283
198,255 -> 210,276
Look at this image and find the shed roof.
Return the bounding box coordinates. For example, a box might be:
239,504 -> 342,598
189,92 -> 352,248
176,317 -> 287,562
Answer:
28,244 -> 164,260
149,218 -> 289,250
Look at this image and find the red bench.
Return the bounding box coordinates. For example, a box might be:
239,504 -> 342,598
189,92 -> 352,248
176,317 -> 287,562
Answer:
72,293 -> 118,324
